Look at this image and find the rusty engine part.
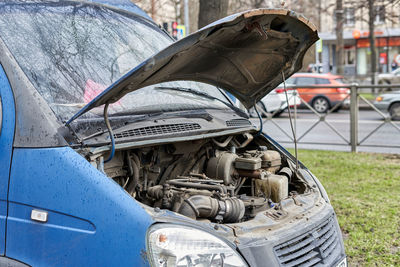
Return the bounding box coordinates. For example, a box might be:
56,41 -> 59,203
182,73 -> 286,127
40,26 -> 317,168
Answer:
99,135 -> 301,223
206,152 -> 238,185
260,150 -> 282,173
178,195 -> 245,223
146,178 -> 243,223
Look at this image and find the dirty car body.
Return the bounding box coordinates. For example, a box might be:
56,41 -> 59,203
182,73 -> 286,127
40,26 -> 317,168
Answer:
0,1 -> 346,266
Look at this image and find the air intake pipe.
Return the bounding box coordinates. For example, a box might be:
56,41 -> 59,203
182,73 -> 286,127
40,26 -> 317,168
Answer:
178,195 -> 245,223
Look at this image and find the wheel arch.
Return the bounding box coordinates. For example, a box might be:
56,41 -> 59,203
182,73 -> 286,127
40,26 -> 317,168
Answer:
388,101 -> 400,112
310,94 -> 331,106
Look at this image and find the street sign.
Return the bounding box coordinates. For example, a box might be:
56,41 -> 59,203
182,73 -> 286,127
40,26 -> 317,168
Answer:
176,25 -> 186,39
316,39 -> 322,53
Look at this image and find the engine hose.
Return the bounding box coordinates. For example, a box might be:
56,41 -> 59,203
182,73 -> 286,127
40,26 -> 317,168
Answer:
168,180 -> 227,194
178,195 -> 245,223
126,157 -> 139,195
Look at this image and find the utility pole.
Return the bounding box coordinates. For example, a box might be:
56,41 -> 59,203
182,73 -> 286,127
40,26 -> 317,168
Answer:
184,0 -> 189,34
335,0 -> 344,75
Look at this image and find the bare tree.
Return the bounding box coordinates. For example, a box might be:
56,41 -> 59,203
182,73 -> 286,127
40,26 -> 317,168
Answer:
133,0 -> 183,23
321,0 -> 399,80
351,0 -> 398,85
335,0 -> 344,74
198,0 -> 229,28
368,0 -> 377,86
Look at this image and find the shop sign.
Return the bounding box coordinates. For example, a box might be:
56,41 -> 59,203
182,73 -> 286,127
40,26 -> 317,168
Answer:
357,37 -> 400,48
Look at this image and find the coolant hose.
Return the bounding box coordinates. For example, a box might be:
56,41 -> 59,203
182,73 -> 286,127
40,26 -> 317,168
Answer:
126,156 -> 139,195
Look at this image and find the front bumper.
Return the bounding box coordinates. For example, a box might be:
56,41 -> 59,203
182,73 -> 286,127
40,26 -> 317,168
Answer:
237,204 -> 346,266
145,175 -> 346,266
373,101 -> 390,111
342,98 -> 350,108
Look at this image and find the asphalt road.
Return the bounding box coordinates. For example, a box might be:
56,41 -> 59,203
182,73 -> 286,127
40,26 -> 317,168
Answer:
251,109 -> 400,154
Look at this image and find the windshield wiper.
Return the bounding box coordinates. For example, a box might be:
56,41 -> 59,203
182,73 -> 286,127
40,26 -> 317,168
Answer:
155,86 -> 249,118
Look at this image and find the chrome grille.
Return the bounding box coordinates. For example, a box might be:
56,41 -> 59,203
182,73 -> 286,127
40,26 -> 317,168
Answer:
274,215 -> 342,267
226,119 -> 251,127
114,123 -> 201,139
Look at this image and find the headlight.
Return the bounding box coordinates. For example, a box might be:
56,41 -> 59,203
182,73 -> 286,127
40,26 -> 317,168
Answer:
147,224 -> 248,267
376,96 -> 383,102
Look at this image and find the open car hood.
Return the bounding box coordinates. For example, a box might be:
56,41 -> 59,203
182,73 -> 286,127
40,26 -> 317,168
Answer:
67,9 -> 318,124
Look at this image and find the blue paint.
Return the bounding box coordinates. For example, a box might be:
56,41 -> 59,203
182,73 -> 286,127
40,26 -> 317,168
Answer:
0,64 -> 15,255
7,147 -> 153,266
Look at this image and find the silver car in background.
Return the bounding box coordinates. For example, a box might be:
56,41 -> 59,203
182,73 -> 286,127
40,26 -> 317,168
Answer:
378,68 -> 400,92
250,84 -> 301,117
374,91 -> 400,120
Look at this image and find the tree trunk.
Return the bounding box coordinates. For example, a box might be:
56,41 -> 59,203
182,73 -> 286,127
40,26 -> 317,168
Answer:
198,0 -> 229,29
368,0 -> 377,91
335,0 -> 344,75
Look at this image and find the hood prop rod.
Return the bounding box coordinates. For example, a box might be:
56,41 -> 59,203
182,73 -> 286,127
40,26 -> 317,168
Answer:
103,102 -> 115,163
254,98 -> 263,136
282,71 -> 299,170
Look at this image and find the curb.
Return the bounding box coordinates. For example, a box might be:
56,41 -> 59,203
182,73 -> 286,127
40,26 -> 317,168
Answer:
341,103 -> 373,111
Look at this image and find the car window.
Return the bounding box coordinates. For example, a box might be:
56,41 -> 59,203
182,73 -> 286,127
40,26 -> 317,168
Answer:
296,77 -> 316,85
316,78 -> 330,84
285,77 -> 296,84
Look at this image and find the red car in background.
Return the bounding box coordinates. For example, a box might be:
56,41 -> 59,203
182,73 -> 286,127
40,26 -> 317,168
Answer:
285,73 -> 350,113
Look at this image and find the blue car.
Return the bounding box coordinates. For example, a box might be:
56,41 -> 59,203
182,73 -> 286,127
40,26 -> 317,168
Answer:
0,1 -> 346,266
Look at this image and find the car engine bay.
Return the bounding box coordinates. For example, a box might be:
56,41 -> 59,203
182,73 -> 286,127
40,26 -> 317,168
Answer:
87,132 -> 310,223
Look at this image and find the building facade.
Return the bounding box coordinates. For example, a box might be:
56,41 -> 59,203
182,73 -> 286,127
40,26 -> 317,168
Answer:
318,0 -> 400,77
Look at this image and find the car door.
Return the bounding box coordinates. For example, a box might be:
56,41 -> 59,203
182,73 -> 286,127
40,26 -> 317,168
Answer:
315,77 -> 336,102
0,63 -> 16,255
394,68 -> 400,83
295,76 -> 317,104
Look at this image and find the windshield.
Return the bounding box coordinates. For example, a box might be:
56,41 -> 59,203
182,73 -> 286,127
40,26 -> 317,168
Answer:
0,1 -> 227,121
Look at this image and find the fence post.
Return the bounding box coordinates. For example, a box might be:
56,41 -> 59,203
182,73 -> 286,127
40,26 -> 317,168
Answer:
350,83 -> 359,152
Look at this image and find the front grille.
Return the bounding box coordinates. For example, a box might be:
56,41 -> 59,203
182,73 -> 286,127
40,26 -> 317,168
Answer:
114,123 -> 201,139
274,215 -> 342,267
226,119 -> 252,127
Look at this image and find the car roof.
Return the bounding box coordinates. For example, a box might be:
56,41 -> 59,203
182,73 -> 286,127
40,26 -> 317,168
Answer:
293,72 -> 343,79
86,0 -> 152,20
2,0 -> 153,21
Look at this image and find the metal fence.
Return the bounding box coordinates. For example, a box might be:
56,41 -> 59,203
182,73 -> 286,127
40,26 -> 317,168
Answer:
256,84 -> 400,152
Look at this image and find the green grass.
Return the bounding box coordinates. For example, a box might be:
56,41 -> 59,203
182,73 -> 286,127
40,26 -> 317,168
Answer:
360,93 -> 377,101
289,149 -> 400,266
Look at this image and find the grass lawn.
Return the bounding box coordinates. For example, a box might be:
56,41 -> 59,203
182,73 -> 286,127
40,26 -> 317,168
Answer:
289,149 -> 400,266
359,93 -> 377,101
